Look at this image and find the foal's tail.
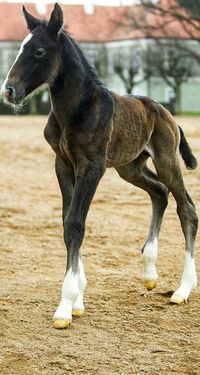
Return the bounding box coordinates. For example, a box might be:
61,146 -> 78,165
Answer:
178,126 -> 198,170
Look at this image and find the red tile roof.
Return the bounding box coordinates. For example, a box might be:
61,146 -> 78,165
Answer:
0,3 -> 138,43
0,2 -> 199,43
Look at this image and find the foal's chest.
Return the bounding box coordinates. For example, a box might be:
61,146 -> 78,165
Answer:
58,126 -> 95,167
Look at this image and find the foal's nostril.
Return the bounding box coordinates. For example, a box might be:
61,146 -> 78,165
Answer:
5,85 -> 16,100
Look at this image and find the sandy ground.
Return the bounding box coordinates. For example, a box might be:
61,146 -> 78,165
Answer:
0,115 -> 200,375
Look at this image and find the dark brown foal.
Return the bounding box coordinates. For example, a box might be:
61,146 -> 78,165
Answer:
1,4 -> 198,329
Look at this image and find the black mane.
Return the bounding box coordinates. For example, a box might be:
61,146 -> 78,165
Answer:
59,29 -> 103,88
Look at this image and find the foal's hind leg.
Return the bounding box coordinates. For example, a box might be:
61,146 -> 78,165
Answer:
116,152 -> 168,290
153,153 -> 198,303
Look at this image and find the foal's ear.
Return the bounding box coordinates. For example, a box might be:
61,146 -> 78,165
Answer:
22,5 -> 41,31
47,3 -> 63,39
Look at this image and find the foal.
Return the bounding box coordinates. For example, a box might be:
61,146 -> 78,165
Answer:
1,4 -> 198,329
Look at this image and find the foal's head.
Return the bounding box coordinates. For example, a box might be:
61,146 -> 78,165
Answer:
1,3 -> 63,106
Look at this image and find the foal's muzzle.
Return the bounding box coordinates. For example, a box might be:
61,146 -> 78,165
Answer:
3,85 -> 16,102
1,82 -> 24,105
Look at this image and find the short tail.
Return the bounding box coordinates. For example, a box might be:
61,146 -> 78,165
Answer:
179,126 -> 198,170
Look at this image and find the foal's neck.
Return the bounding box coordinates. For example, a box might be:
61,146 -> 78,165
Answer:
49,31 -> 98,125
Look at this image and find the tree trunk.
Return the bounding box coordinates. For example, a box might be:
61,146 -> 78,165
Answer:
126,86 -> 133,94
146,77 -> 151,97
174,85 -> 182,115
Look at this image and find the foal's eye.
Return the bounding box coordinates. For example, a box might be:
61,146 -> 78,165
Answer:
34,48 -> 46,58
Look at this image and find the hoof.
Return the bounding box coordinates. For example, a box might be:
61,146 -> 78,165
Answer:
53,319 -> 71,329
170,295 -> 186,304
72,309 -> 84,317
144,280 -> 157,291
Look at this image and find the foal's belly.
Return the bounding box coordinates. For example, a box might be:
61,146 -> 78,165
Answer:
106,122 -> 151,168
106,140 -> 139,168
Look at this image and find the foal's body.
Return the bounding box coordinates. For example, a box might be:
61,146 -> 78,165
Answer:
1,4 -> 198,329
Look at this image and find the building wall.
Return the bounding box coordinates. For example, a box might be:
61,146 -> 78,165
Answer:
0,38 -> 200,113
81,38 -> 200,112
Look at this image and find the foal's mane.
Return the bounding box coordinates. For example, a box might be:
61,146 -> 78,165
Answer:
59,29 -> 103,88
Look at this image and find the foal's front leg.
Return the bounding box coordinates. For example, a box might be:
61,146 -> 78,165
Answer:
53,161 -> 105,329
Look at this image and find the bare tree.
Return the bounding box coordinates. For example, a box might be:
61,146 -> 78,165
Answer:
114,1 -> 199,113
145,42 -> 195,114
121,0 -> 200,63
113,50 -> 150,94
127,1 -> 200,37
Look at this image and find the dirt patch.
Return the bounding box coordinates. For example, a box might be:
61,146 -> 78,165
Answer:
0,116 -> 200,375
